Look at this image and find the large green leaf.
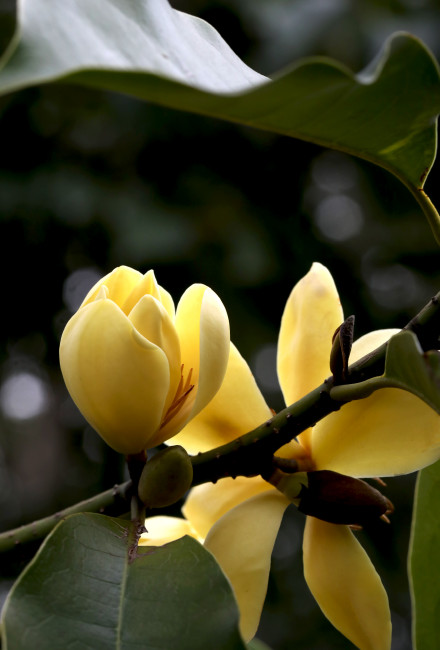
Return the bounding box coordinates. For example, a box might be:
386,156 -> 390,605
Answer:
1,513 -> 246,650
409,459 -> 440,650
0,0 -> 439,233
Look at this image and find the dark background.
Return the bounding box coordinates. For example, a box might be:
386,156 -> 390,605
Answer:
1,0 -> 440,648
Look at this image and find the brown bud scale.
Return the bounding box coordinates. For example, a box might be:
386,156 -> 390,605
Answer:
298,470 -> 393,526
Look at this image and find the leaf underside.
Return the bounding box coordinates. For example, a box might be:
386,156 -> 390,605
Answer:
0,0 -> 439,191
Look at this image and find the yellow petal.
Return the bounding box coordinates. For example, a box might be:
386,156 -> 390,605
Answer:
183,476 -> 272,539
59,298 -> 170,454
138,515 -> 201,546
311,387 -> 440,477
122,269 -> 162,315
311,328 -> 440,477
277,263 -> 343,450
204,491 -> 290,642
161,285 -> 229,436
303,517 -> 391,650
158,286 -> 175,321
172,343 -> 272,453
350,329 -> 400,363
81,266 -> 142,310
128,294 -> 181,411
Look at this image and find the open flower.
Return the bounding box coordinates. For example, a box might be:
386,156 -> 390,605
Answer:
140,263 -> 440,648
60,266 -> 229,454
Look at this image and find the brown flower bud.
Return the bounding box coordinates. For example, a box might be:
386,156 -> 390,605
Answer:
330,315 -> 355,383
297,470 -> 393,526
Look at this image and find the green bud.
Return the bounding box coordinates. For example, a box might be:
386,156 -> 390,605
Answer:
270,470 -> 309,506
138,445 -> 193,509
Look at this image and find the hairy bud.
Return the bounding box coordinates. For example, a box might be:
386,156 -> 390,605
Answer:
330,315 -> 355,383
297,470 -> 393,526
138,445 -> 193,509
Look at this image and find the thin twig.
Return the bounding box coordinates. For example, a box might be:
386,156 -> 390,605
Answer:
0,482 -> 131,553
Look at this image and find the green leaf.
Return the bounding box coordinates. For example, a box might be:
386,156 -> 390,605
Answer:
0,0 -> 439,222
409,459 -> 440,650
0,0 -> 16,58
331,331 -> 440,413
1,513 -> 246,650
382,330 -> 440,412
247,639 -> 273,650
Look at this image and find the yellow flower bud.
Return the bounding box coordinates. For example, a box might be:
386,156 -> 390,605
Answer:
60,266 -> 229,454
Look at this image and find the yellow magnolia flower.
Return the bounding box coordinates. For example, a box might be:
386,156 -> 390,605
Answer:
59,266 -> 230,454
140,263 -> 440,648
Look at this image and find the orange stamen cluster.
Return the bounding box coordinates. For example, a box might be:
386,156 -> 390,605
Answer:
160,364 -> 195,428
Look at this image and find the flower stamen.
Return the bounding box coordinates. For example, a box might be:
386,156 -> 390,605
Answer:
160,364 -> 195,429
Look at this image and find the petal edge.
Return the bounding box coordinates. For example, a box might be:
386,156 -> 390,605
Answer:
303,517 -> 391,650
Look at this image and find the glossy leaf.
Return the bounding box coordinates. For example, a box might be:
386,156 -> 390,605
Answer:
0,0 -> 439,200
409,459 -> 440,650
331,331 -> 440,413
1,513 -> 245,650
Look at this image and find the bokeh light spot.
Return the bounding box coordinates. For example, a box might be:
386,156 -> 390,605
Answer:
311,151 -> 358,193
63,267 -> 102,312
0,372 -> 50,421
367,264 -> 418,309
314,194 -> 363,241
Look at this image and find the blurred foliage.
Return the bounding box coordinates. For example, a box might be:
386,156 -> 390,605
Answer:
0,0 -> 439,648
